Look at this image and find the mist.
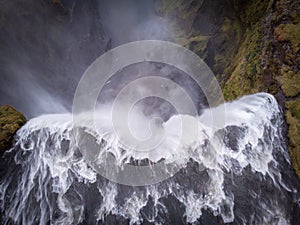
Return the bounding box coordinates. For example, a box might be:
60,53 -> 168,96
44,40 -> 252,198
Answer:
0,0 -> 201,119
98,0 -> 173,47
0,0 -> 109,117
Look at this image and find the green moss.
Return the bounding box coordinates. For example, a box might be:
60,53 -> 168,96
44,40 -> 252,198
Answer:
220,16 -> 243,41
239,0 -> 269,25
212,16 -> 244,80
159,0 -> 203,34
233,18 -> 243,41
186,35 -> 209,43
223,23 -> 263,100
274,23 -> 300,52
277,71 -> 300,97
0,105 -> 26,154
158,0 -> 216,63
180,35 -> 210,53
159,0 -> 203,18
159,1 -> 247,80
221,17 -> 232,33
223,60 -> 261,100
291,10 -> 300,23
160,0 -> 300,179
286,99 -> 300,178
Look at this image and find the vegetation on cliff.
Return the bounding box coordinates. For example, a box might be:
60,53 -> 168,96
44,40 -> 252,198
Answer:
286,99 -> 300,177
0,105 -> 26,155
159,0 -> 300,178
0,0 -> 299,178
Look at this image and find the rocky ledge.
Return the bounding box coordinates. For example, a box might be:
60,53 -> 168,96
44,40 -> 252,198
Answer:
159,0 -> 300,178
0,105 -> 26,155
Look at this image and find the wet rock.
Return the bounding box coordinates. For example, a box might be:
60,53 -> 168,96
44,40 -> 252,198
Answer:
159,0 -> 300,179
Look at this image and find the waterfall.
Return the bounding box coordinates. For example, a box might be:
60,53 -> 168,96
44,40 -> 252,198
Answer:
0,93 -> 299,225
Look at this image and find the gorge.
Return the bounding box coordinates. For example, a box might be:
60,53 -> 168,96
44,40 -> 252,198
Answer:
0,0 -> 299,224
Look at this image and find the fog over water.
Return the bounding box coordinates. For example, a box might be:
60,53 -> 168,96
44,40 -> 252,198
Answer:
98,0 -> 172,47
0,0 -> 108,117
0,0 -> 176,117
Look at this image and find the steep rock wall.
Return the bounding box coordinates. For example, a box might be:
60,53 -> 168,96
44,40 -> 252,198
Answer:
159,0 -> 300,178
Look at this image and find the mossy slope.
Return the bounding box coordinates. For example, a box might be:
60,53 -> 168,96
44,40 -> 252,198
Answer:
0,105 -> 26,155
286,99 -> 300,177
159,0 -> 300,178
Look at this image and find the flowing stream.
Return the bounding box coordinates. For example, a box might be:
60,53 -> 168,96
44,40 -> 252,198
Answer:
0,93 -> 299,225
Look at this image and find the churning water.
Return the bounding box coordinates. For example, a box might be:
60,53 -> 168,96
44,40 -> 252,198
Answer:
0,93 -> 299,225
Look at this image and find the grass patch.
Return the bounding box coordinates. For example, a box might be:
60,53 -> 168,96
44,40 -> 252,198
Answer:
274,23 -> 300,52
277,71 -> 300,97
223,24 -> 263,100
286,99 -> 300,178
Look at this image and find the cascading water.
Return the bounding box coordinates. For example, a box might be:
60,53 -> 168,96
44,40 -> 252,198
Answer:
0,93 -> 299,225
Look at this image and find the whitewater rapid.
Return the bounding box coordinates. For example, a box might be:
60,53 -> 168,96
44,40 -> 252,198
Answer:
0,93 -> 299,225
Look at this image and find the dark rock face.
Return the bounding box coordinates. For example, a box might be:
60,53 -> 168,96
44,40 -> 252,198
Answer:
0,105 -> 26,155
160,0 -> 300,179
0,0 -> 110,117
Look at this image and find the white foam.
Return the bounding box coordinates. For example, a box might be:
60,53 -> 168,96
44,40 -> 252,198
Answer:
0,93 -> 294,225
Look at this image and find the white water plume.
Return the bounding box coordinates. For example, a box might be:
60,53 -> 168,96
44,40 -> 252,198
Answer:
0,93 -> 298,225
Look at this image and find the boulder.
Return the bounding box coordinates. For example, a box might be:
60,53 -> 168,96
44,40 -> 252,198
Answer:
0,105 -> 26,155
